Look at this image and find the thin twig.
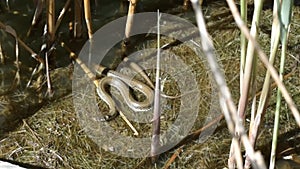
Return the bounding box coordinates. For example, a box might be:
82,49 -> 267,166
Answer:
118,110 -> 139,135
163,146 -> 184,169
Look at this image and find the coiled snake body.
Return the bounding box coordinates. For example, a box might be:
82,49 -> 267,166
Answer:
95,66 -> 154,121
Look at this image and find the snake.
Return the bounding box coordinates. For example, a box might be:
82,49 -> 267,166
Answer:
95,65 -> 154,121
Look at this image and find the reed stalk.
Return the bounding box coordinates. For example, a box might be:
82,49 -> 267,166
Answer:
226,0 -> 300,168
47,0 -> 55,42
74,0 -> 83,38
84,0 -> 93,39
238,7 -> 264,166
240,0 -> 247,92
191,0 -> 267,168
228,1 -> 300,127
125,0 -> 137,40
151,10 -> 161,163
269,1 -> 294,168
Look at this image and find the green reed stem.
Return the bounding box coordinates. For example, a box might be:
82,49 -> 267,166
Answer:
240,0 -> 247,91
269,1 -> 293,168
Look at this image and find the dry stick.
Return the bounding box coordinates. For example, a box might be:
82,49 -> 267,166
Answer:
226,0 -> 300,168
0,21 -> 44,64
5,0 -> 10,11
83,0 -> 93,39
226,0 -> 300,126
190,1 -> 267,169
163,146 -> 184,169
118,109 -> 139,135
61,42 -> 139,134
151,11 -> 161,163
